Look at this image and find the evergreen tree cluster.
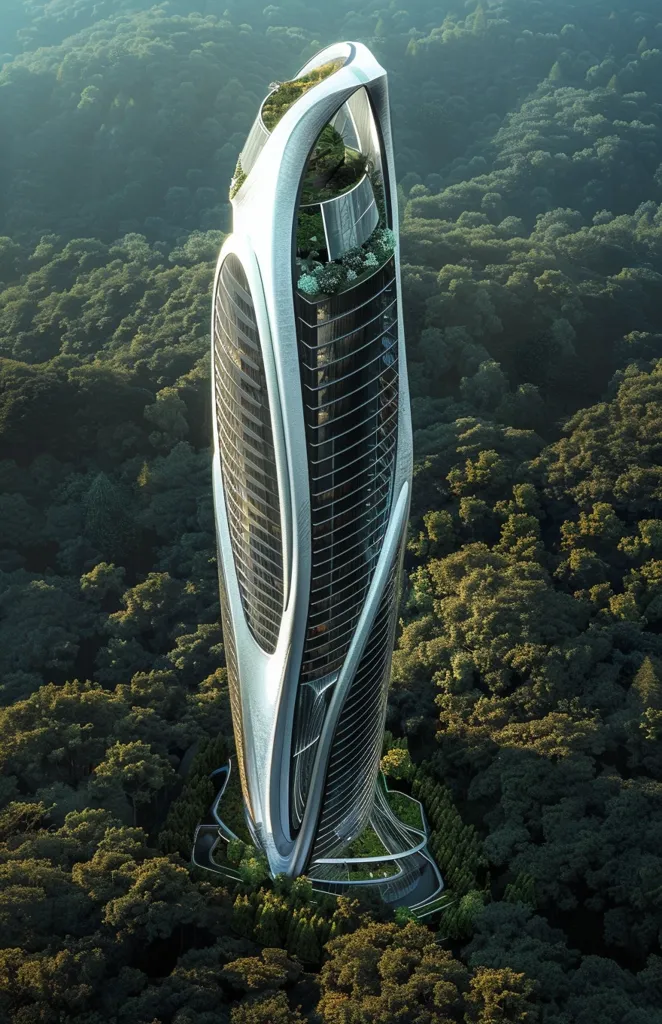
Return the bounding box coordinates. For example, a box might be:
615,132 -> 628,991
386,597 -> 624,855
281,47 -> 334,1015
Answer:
230,884 -> 347,967
413,765 -> 488,899
158,735 -> 226,859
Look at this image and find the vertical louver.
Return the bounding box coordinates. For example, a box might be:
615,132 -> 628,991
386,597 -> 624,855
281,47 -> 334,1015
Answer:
213,254 -> 284,654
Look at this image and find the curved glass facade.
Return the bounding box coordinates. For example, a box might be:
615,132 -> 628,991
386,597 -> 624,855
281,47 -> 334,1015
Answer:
217,566 -> 253,822
319,174 -> 379,261
240,114 -> 271,177
210,45 -> 428,902
312,554 -> 400,858
213,254 -> 284,653
289,257 -> 400,832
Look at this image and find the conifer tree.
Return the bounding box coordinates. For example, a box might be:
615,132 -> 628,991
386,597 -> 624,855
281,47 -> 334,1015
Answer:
255,902 -> 282,947
232,894 -> 255,938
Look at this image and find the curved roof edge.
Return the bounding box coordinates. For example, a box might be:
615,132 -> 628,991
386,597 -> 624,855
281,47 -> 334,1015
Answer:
235,41 -> 387,192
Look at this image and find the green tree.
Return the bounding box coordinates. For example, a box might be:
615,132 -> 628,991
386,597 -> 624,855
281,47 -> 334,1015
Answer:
103,857 -> 205,940
144,386 -> 189,450
83,472 -> 136,560
380,747 -> 415,781
232,992 -> 304,1024
90,741 -> 175,825
465,967 -> 537,1022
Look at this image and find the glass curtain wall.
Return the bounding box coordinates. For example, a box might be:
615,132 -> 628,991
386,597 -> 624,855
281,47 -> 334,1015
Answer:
289,256 -> 400,834
213,254 -> 284,653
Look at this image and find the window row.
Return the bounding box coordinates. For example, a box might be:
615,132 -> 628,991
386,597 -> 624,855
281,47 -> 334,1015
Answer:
214,254 -> 284,654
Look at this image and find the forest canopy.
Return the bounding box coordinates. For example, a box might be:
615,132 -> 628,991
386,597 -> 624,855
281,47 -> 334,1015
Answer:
1,0 -> 662,1021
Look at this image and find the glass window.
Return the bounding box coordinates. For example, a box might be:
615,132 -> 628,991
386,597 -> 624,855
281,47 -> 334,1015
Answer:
321,175 -> 380,261
296,257 -> 396,327
312,559 -> 400,858
213,254 -> 284,654
292,271 -> 399,713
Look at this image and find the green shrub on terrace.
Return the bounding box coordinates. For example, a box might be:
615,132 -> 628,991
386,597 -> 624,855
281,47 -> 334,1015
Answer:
229,158 -> 247,200
296,208 -> 324,254
346,824 -> 389,859
301,146 -> 367,205
296,225 -> 395,298
307,124 -> 345,178
345,821 -> 400,880
381,746 -> 415,781
347,863 -> 399,881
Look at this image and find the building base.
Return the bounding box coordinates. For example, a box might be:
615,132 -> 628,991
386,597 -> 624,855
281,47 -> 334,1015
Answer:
192,762 -> 444,915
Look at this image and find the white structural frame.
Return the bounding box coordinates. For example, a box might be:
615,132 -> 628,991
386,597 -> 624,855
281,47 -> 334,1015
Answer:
211,42 -> 425,889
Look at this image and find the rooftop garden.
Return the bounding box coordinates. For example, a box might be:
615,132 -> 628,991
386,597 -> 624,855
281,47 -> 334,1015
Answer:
262,58 -> 346,132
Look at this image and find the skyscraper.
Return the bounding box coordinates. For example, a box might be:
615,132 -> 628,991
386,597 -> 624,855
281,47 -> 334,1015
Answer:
210,42 -> 442,906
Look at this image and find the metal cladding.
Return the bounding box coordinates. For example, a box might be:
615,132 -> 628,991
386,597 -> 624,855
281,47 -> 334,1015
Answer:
210,42 -> 414,881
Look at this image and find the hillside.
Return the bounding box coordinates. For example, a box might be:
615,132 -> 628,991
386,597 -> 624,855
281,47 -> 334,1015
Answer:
1,1 -> 662,1021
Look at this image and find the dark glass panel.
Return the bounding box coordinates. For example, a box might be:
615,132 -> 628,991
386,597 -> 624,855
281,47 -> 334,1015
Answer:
312,559 -> 400,858
290,258 -> 400,832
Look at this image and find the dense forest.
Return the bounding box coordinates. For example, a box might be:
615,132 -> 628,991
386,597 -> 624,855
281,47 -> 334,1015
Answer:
1,0 -> 662,1020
